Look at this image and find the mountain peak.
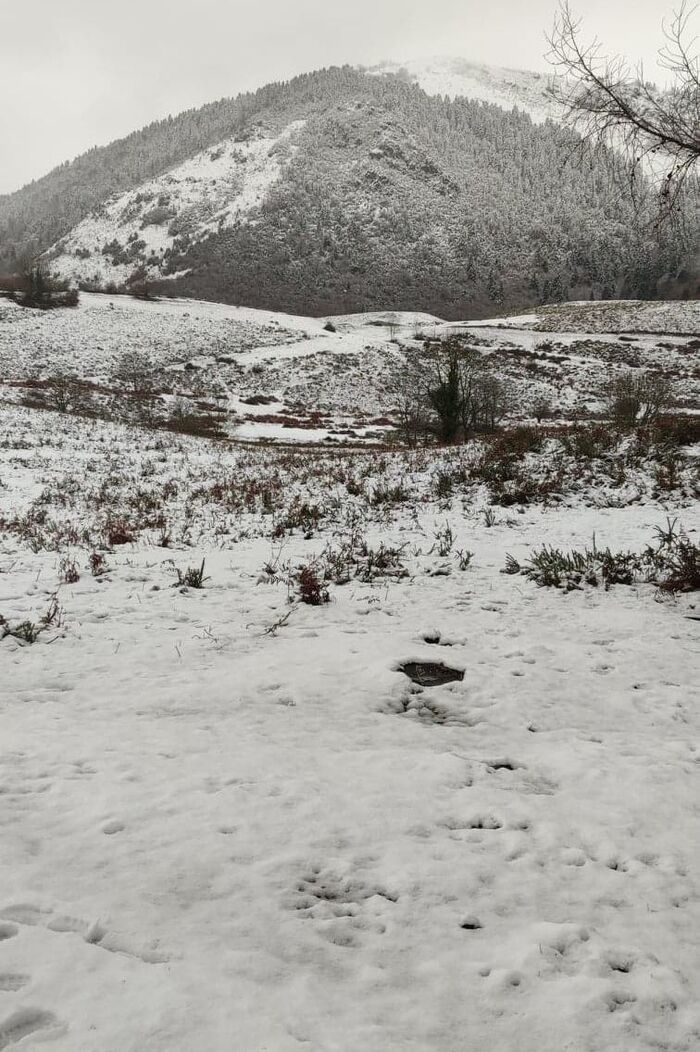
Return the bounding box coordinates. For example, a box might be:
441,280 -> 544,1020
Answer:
365,57 -> 555,122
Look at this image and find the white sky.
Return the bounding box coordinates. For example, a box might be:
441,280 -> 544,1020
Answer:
0,0 -> 686,195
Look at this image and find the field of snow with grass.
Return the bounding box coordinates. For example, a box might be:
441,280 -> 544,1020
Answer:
1,293 -> 699,443
1,295 -> 699,1051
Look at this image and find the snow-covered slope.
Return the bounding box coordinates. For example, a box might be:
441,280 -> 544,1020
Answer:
50,121 -> 305,286
367,57 -> 556,123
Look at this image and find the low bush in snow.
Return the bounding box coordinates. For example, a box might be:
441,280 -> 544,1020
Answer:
169,558 -> 209,589
0,594 -> 64,645
505,521 -> 699,593
296,565 -> 330,605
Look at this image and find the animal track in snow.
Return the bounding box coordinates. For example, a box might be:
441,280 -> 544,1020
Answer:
486,759 -> 523,772
0,1008 -> 63,1050
0,976 -> 28,993
604,989 -> 637,1013
421,631 -> 463,647
442,814 -> 504,833
101,819 -> 125,835
0,925 -> 18,943
484,760 -> 559,796
286,869 -> 398,947
0,904 -> 168,965
604,856 -> 630,873
536,926 -> 592,977
605,951 -> 635,974
387,692 -> 479,727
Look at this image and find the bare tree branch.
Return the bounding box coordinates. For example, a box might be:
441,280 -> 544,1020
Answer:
546,1 -> 700,229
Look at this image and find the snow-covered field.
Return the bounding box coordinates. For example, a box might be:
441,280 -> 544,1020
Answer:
468,299 -> 700,335
0,384 -> 699,1050
1,294 -> 699,443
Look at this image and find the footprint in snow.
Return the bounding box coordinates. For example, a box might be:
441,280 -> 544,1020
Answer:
604,989 -> 637,1013
0,975 -> 29,992
486,759 -> 523,773
101,819 -> 125,835
285,868 -> 398,946
604,951 -> 636,975
442,814 -> 504,833
0,904 -> 168,965
0,1008 -> 65,1051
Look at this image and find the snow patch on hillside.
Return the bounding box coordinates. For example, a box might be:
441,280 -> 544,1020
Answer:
463,300 -> 700,335
48,121 -> 306,286
367,58 -> 556,123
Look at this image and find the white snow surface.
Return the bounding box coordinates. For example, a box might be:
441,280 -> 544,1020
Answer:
0,399 -> 699,1050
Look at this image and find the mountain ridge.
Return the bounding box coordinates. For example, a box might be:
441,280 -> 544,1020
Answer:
366,57 -> 556,123
0,64 -> 690,317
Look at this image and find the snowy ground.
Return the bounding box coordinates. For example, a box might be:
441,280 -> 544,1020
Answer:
467,299 -> 700,336
1,295 -> 698,444
0,398 -> 699,1051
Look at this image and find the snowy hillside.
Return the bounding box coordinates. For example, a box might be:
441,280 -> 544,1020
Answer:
367,57 -> 556,123
466,299 -> 700,335
50,122 -> 305,287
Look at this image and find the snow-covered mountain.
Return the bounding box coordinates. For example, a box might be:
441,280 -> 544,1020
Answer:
1,65 -> 685,317
367,57 -> 556,123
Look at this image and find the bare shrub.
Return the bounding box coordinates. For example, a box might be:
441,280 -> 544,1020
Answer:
296,565 -> 330,605
606,371 -> 672,428
113,350 -> 155,394
59,556 -> 80,584
506,521 -> 699,593
89,552 -> 107,576
1,594 -> 65,644
170,558 -> 209,589
105,519 -> 136,546
2,262 -> 79,310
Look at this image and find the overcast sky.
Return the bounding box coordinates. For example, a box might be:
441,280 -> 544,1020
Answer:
0,0 -> 684,195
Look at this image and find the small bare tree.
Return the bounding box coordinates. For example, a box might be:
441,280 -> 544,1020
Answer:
532,395 -> 553,423
426,341 -> 463,444
45,373 -> 81,414
459,363 -> 509,434
606,370 -> 672,428
547,1 -> 700,226
113,350 -> 155,395
395,369 -> 432,447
